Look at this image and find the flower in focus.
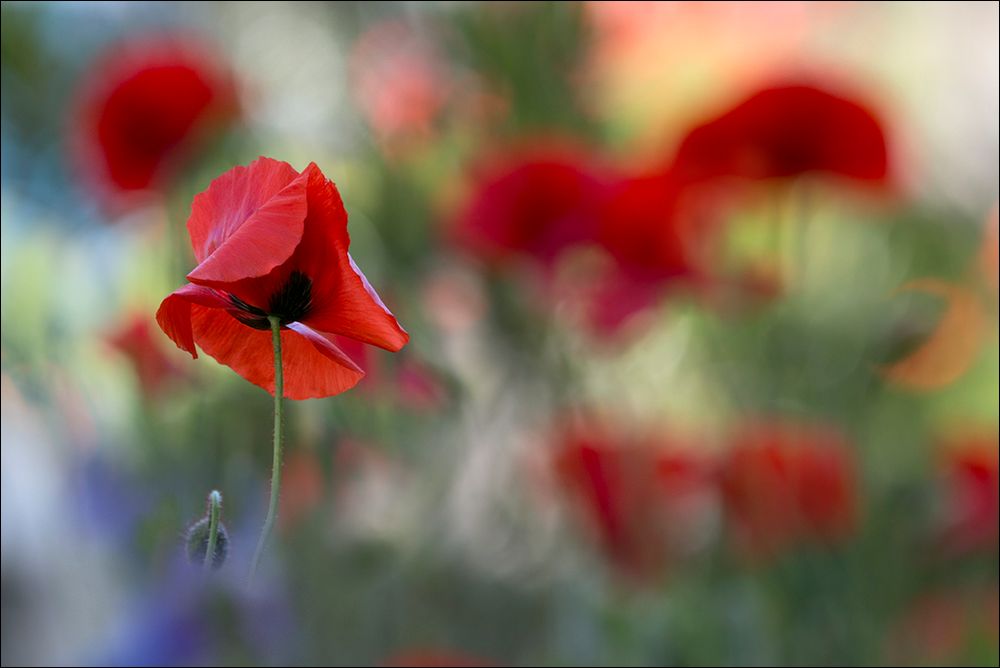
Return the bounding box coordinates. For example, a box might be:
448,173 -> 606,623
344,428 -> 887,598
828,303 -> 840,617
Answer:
719,421 -> 859,558
452,143 -> 608,269
71,34 -> 238,210
937,433 -> 999,556
157,157 -> 409,399
671,82 -> 890,186
106,314 -> 187,399
552,418 -> 716,580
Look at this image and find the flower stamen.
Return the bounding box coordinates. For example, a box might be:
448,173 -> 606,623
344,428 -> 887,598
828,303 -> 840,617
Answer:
228,271 -> 313,329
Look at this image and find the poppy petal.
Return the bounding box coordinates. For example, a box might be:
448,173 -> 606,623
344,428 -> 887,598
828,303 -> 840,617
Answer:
292,164 -> 409,351
285,321 -> 364,376
155,283 -> 233,357
71,35 -> 238,211
186,157 -> 309,284
451,145 -> 607,266
879,279 -> 989,391
673,84 -> 888,184
305,253 -> 409,352
190,308 -> 365,399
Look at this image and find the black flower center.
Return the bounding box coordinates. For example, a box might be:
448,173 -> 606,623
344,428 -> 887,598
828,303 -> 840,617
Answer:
229,271 -> 313,330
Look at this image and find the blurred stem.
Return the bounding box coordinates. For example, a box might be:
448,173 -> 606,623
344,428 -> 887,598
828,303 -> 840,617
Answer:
796,183 -> 811,287
203,490 -> 222,571
779,185 -> 797,287
248,316 -> 284,584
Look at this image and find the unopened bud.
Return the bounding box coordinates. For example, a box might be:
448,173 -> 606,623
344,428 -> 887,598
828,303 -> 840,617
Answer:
185,490 -> 228,570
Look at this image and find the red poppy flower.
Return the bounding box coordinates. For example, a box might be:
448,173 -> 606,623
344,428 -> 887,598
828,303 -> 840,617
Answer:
453,143 -> 608,267
572,268 -> 667,337
72,34 -> 238,209
938,433 -> 999,556
330,335 -> 444,410
719,421 -> 858,558
599,174 -> 701,278
106,314 -> 187,399
382,650 -> 496,667
577,171 -> 724,335
350,20 -> 450,150
672,83 -> 889,185
884,588 -> 1000,666
156,157 -> 408,400
278,449 -> 325,533
395,358 -> 446,411
553,419 -> 716,579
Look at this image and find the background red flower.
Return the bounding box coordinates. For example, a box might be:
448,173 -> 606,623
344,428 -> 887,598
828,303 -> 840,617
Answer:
71,34 -> 238,210
106,313 -> 187,399
671,82 -> 889,185
583,171 -> 723,334
552,418 -> 715,580
350,20 -> 451,151
719,420 -> 859,558
452,143 -> 609,268
382,649 -> 496,667
885,588 -> 1000,666
937,432 -> 1000,556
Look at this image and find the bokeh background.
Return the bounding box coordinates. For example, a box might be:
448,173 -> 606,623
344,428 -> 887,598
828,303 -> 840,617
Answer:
1,2 -> 998,666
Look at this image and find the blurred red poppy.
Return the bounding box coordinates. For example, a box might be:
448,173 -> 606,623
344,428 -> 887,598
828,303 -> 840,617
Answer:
382,650 -> 496,667
453,143 -> 608,268
599,174 -> 701,280
106,314 -> 187,399
72,34 -> 238,210
351,20 -> 450,151
553,419 -> 716,580
330,335 -> 444,410
584,171 -> 722,334
884,588 -> 999,666
938,433 -> 999,556
672,83 -> 889,185
156,157 -> 408,399
278,449 -> 325,533
396,358 -> 447,411
719,421 -> 859,558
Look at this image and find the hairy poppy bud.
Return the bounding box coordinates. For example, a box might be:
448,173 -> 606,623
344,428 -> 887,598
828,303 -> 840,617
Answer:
185,490 -> 228,570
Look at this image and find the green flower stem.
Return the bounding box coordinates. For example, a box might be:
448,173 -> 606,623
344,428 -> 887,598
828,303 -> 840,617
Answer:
249,315 -> 284,584
203,490 -> 222,571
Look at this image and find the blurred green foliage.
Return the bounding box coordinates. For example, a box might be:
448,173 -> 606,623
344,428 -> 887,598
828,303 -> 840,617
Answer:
1,2 -> 997,667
